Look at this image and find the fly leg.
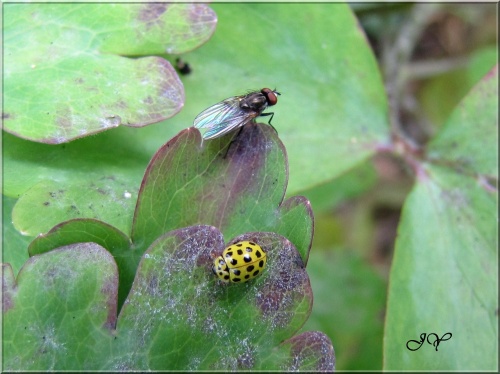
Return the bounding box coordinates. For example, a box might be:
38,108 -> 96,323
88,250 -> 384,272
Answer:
258,112 -> 278,134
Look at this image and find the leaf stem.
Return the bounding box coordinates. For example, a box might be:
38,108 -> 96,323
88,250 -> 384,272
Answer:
382,3 -> 443,148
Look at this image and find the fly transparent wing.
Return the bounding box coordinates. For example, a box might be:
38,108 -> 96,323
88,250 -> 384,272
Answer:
203,113 -> 256,139
193,98 -> 255,139
193,99 -> 239,129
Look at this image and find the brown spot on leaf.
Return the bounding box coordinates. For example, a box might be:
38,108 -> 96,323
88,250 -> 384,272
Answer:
228,233 -> 312,328
285,331 -> 335,372
101,277 -> 118,330
138,3 -> 169,28
55,107 -> 73,135
100,175 -> 117,181
116,100 -> 128,109
212,123 -> 282,229
146,275 -> 160,296
96,188 -> 108,195
56,115 -> 72,130
188,4 -> 218,38
153,58 -> 184,111
236,345 -> 256,369
2,264 -> 16,312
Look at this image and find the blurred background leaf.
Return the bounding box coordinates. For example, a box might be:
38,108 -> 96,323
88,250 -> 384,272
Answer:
384,68 -> 498,370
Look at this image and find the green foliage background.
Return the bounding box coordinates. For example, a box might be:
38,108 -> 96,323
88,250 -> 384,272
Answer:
2,2 -> 498,371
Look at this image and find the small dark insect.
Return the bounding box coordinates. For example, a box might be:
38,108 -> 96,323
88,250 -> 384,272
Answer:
193,88 -> 280,140
175,58 -> 192,75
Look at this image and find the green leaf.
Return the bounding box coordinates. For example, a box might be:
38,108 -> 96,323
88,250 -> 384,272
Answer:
3,227 -> 333,370
132,124 -> 313,264
4,129 -> 147,236
13,177 -> 137,237
385,64 -> 498,370
113,227 -> 315,370
3,3 -> 216,143
2,243 -> 118,370
27,218 -> 135,308
427,65 -> 498,178
384,164 -> 497,370
419,46 -> 498,129
2,195 -> 32,275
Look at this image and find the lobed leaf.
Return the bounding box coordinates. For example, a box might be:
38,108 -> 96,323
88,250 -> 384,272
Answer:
3,227 -> 333,370
132,124 -> 313,265
2,243 -> 118,370
13,178 -> 138,237
110,227 -> 313,369
3,3 -> 217,143
27,218 -> 135,307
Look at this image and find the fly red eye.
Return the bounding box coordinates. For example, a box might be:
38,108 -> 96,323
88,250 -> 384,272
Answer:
261,88 -> 279,106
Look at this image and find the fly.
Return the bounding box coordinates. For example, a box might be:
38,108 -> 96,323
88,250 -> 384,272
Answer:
193,88 -> 280,140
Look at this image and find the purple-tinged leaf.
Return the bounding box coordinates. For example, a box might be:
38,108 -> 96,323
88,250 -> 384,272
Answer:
132,123 -> 313,264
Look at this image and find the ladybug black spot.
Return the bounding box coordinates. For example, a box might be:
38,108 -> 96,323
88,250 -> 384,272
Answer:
259,260 -> 264,268
224,275 -> 230,280
233,269 -> 241,276
243,255 -> 252,263
245,275 -> 250,279
233,278 -> 241,282
237,249 -> 243,255
249,241 -> 256,246
253,270 -> 260,276
230,259 -> 238,265
255,251 -> 262,258
226,251 -> 233,257
247,265 -> 255,272
246,246 -> 253,252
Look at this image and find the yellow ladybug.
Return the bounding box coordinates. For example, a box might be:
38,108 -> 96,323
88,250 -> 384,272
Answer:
212,241 -> 267,283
